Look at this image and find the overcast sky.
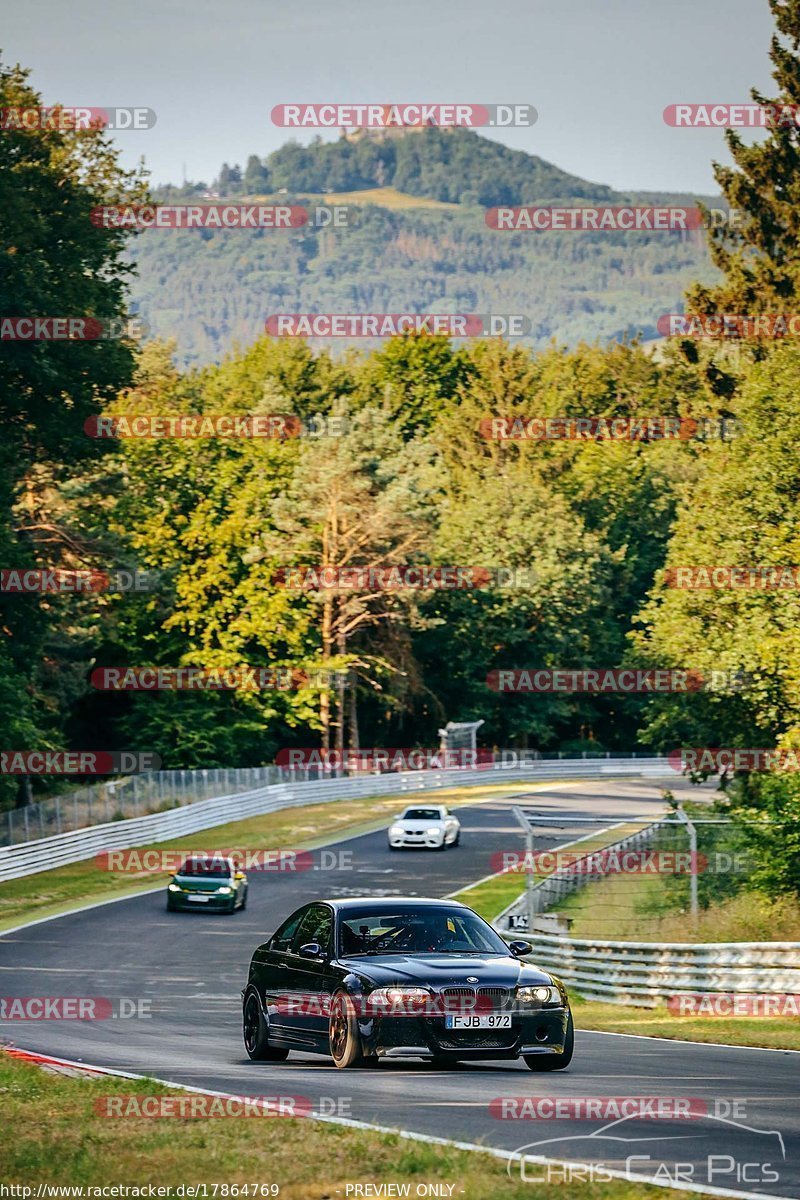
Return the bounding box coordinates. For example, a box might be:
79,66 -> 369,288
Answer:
3,0 -> 777,193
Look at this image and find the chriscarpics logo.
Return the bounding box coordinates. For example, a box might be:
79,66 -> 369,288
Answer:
508,1109 -> 786,1188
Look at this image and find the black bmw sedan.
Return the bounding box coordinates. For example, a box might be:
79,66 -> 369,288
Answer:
242,897 -> 573,1070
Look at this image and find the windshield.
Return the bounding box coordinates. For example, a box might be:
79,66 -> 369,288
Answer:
178,857 -> 231,878
402,808 -> 442,821
338,907 -> 509,956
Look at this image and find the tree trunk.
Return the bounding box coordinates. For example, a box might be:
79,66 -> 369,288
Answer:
321,594 -> 334,752
334,623 -> 346,757
348,672 -> 360,753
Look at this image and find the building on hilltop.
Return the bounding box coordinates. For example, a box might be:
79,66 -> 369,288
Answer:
341,107 -> 456,142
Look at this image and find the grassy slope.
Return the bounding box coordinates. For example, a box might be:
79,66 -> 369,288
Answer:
454,823 -> 643,921
0,1053 -> 695,1199
553,871 -> 800,943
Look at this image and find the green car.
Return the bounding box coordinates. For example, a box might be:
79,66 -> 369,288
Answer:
166,855 -> 248,914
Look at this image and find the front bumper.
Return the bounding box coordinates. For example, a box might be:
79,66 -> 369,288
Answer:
167,891 -> 236,911
359,1007 -> 570,1060
388,833 -> 444,848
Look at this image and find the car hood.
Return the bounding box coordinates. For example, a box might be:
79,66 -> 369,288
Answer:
341,953 -> 554,988
396,820 -> 444,830
171,874 -> 231,891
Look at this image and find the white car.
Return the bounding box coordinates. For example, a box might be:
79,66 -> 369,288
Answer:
387,805 -> 461,850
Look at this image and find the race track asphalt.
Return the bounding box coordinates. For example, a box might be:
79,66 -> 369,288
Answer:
1,778 -> 798,1198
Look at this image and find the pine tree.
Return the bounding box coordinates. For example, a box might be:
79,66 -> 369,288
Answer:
243,154 -> 270,193
688,0 -> 800,314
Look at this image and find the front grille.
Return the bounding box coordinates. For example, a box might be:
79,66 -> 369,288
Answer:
477,986 -> 511,1009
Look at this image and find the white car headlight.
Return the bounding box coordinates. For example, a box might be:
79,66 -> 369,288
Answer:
368,986 -> 431,1014
517,985 -> 560,1005
168,883 -> 182,893
217,885 -> 233,894
426,826 -> 442,835
389,824 -> 404,835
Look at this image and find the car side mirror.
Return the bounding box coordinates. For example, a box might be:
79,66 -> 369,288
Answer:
298,941 -> 324,959
508,940 -> 531,958
234,871 -> 245,880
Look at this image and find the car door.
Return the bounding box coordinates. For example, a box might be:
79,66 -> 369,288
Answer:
283,903 -> 336,1047
257,905 -> 308,1041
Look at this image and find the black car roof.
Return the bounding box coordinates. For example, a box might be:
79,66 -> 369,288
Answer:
322,897 -> 468,911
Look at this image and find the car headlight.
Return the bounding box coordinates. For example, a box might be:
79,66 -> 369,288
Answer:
389,825 -> 404,835
217,885 -> 233,894
517,985 -> 560,1005
426,826 -> 442,835
368,986 -> 431,1014
168,883 -> 182,892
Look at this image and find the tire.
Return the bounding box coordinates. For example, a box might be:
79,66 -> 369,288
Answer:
523,1011 -> 574,1071
329,990 -> 364,1069
242,990 -> 289,1062
239,888 -> 247,911
453,831 -> 460,847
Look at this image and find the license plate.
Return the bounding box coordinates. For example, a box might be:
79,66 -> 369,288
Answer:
186,895 -> 209,902
444,1014 -> 512,1029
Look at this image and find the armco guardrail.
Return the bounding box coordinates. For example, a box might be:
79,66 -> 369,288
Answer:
0,757 -> 674,883
0,752 -> 663,847
498,930 -> 800,1006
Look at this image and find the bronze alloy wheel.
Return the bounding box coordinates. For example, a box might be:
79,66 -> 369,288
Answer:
329,990 -> 364,1068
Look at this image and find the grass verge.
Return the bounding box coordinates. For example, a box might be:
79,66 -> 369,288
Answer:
572,995 -> 800,1051
0,781 -> 528,933
0,1052 -> 695,1199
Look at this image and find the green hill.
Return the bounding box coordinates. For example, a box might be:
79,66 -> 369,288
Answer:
132,129 -> 721,365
